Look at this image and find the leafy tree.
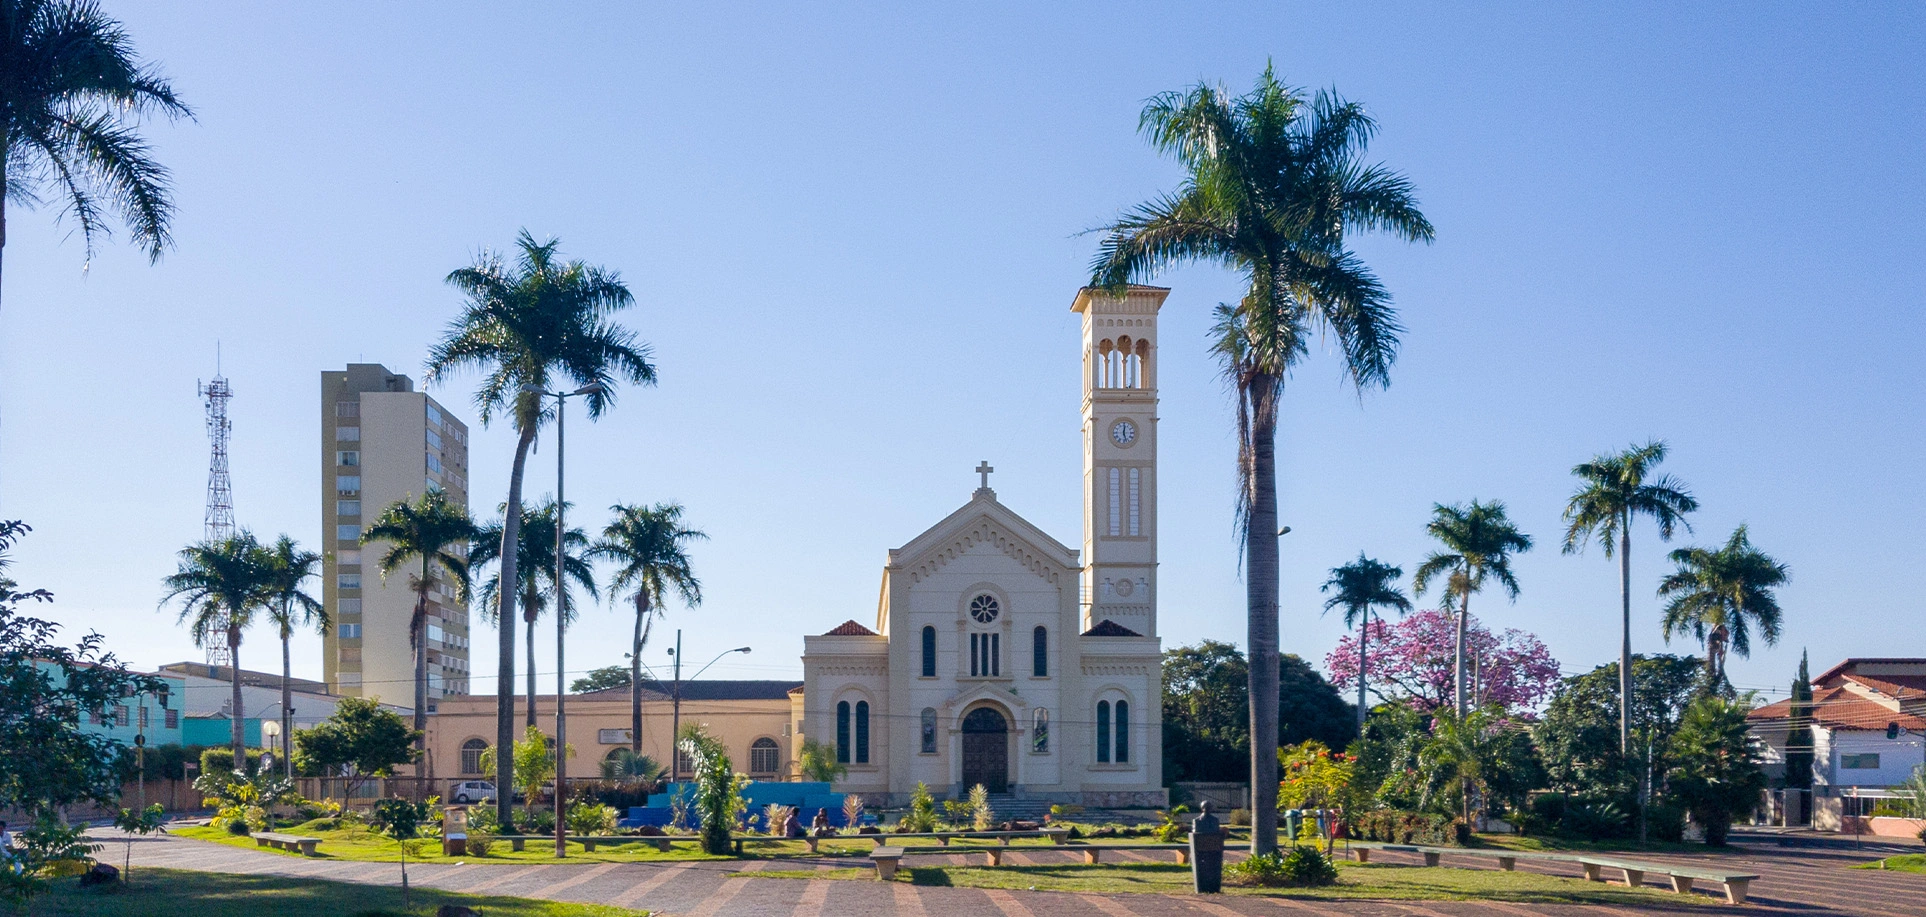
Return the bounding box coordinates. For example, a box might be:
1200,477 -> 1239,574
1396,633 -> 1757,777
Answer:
294,696 -> 419,799
0,0 -> 192,313
477,724 -> 572,815
1321,554 -> 1411,733
1276,741 -> 1354,811
1162,642 -> 1356,783
1279,654 -> 1357,750
1324,609 -> 1561,715
471,497 -> 597,727
680,725 -> 740,854
599,748 -> 662,782
0,815 -> 100,911
1785,651 -> 1814,802
796,736 -> 846,784
1534,654 -> 1702,803
1416,707 -> 1506,823
370,796 -> 435,908
1665,694 -> 1766,845
591,501 -> 705,757
1,522 -> 167,816
260,535 -> 325,778
1658,525 -> 1789,686
160,531 -> 276,764
571,665 -> 632,693
110,804 -> 166,884
1091,66 -> 1432,853
1561,440 -> 1697,754
363,488 -> 476,750
427,230 -> 655,828
1414,501 -> 1533,718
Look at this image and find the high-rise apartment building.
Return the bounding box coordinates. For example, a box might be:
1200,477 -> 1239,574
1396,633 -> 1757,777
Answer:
321,364 -> 473,708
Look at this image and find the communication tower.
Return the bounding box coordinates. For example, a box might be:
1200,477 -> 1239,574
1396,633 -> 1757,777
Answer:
198,372 -> 235,666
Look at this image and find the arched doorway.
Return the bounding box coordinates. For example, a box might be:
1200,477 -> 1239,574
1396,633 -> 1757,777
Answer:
961,706 -> 1009,793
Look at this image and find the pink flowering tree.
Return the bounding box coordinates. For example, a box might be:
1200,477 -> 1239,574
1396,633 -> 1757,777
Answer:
1324,609 -> 1561,716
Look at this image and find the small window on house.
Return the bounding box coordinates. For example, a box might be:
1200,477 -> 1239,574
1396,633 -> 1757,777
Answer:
427,428 -> 442,450
138,706 -> 149,729
920,708 -> 937,754
336,426 -> 360,441
337,451 -> 360,467
1107,468 -> 1121,536
1842,753 -> 1881,769
338,574 -> 361,590
336,401 -> 359,418
339,623 -> 362,639
1096,700 -> 1111,763
836,701 -> 851,764
426,403 -> 443,427
677,749 -> 697,776
338,599 -> 361,614
114,705 -> 129,727
460,738 -> 486,774
921,626 -> 936,677
750,738 -> 781,774
855,701 -> 871,764
336,475 -> 361,495
336,548 -> 361,565
1033,708 -> 1049,753
1032,626 -> 1048,677
337,524 -> 361,542
427,453 -> 443,473
165,709 -> 179,729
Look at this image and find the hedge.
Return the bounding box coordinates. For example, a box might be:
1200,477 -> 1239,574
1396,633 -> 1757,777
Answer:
1349,810 -> 1470,846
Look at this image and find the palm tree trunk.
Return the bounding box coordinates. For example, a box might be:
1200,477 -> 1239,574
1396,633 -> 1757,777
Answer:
1246,379 -> 1281,857
631,592 -> 648,756
1618,524 -> 1632,754
1455,592 -> 1470,717
495,424 -> 536,828
1356,613 -> 1368,735
228,622 -> 246,767
281,627 -> 294,779
413,580 -> 430,757
525,607 -> 538,729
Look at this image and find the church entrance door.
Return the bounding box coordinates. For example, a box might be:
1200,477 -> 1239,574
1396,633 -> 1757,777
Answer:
960,707 -> 1009,794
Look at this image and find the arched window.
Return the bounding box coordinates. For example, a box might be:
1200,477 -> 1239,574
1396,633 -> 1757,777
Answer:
460,738 -> 486,774
920,708 -> 937,754
855,701 -> 871,764
1032,708 -> 1049,753
921,626 -> 936,677
1096,700 -> 1111,763
749,737 -> 781,775
835,701 -> 851,764
1115,699 -> 1130,764
1032,626 -> 1048,677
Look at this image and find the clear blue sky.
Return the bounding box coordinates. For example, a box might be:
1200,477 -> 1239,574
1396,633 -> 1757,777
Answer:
1,2 -> 1920,704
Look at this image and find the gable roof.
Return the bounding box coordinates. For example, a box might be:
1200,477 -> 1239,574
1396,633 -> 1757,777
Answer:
823,620 -> 878,636
1749,684 -> 1926,732
1081,619 -> 1142,637
578,679 -> 802,702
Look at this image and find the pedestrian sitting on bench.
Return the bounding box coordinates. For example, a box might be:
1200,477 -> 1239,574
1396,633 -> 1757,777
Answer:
811,808 -> 834,837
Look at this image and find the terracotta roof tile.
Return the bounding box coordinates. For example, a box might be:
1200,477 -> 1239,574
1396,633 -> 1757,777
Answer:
823,620 -> 878,636
1749,685 -> 1926,731
1081,619 -> 1142,637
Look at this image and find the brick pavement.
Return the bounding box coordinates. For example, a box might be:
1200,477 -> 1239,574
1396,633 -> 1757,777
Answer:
100,828 -> 1923,916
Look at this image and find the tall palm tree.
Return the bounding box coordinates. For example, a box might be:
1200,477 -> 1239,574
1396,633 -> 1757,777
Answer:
1090,66 -> 1432,854
1413,501 -> 1532,717
425,230 -> 654,825
363,489 -> 478,757
590,502 -> 706,757
160,532 -> 274,765
471,497 -> 597,728
0,0 -> 192,312
260,535 -> 325,777
1321,553 -> 1411,733
1561,440 -> 1697,754
1657,525 -> 1788,685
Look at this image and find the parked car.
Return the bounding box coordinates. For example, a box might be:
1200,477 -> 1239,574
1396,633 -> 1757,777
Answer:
450,781 -> 497,804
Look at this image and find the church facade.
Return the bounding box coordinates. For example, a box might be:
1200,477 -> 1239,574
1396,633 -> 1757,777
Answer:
801,286 -> 1169,806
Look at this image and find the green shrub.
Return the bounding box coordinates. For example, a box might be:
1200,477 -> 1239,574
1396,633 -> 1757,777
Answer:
900,782 -> 938,833
464,833 -> 496,857
566,800 -> 617,835
1228,846 -> 1338,887
1349,810 -> 1467,846
224,817 -> 250,836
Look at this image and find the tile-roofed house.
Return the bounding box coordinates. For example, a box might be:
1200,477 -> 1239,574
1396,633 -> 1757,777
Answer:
1749,658 -> 1926,832
822,620 -> 877,637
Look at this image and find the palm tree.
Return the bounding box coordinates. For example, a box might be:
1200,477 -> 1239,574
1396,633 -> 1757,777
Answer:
590,502 -> 705,758
426,230 -> 654,825
160,532 -> 274,765
1090,66 -> 1432,854
1657,525 -> 1788,685
0,0 -> 192,311
1413,501 -> 1533,717
471,497 -> 597,728
260,536 -> 325,777
1321,553 -> 1411,734
362,489 -> 478,757
1561,440 -> 1697,754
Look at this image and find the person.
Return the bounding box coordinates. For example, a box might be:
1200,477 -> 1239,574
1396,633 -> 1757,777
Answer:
781,807 -> 804,839
810,808 -> 832,837
0,821 -> 17,874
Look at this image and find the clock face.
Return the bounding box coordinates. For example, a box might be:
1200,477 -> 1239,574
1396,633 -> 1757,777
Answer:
1110,420 -> 1137,446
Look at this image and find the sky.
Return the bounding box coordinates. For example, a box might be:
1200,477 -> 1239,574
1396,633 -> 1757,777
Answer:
0,2 -> 1921,706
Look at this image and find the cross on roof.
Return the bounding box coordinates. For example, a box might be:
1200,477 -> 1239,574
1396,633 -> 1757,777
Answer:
976,461 -> 994,490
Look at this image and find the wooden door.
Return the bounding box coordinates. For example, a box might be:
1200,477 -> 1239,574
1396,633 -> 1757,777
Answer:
961,707 -> 1009,793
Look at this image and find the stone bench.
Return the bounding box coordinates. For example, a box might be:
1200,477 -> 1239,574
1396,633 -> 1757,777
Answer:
498,835 -> 679,853
864,829 -> 1071,848
252,832 -> 321,856
1349,842 -> 1575,870
1577,856 -> 1759,905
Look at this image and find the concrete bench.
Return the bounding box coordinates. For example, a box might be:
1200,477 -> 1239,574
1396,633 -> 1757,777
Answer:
1349,843 -> 1576,870
871,846 -> 906,880
252,832 -> 321,856
1577,856 -> 1759,905
498,834 -> 680,853
865,828 -> 1071,847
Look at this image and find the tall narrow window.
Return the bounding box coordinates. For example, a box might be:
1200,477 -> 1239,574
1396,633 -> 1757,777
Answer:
1033,708 -> 1050,753
855,701 -> 870,764
1127,468 -> 1141,536
836,701 -> 851,764
990,633 -> 1000,676
1096,700 -> 1111,763
1115,700 -> 1130,763
969,633 -> 980,676
920,708 -> 937,754
1032,626 -> 1048,677
1107,468 -> 1121,536
921,626 -> 936,677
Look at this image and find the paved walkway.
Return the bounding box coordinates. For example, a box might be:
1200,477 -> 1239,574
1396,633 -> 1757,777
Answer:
100,829 -> 1922,916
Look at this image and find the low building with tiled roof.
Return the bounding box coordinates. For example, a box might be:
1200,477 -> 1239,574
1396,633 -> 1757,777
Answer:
1749,658 -> 1926,831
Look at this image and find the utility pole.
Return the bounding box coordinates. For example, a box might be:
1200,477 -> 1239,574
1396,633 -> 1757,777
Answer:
670,629 -> 683,783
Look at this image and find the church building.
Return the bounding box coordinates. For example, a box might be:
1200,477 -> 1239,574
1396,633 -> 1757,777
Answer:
801,286 -> 1169,806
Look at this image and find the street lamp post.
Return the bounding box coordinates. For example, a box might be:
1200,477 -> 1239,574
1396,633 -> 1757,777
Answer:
525,382 -> 602,858
665,630 -> 750,784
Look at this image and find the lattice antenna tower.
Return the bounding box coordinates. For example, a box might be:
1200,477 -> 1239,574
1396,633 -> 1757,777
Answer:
198,363 -> 235,666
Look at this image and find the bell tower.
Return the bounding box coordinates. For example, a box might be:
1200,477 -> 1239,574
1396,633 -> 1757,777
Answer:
1073,285 -> 1168,636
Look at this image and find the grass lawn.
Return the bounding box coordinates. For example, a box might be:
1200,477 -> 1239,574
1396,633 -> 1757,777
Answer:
737,860 -> 1700,905
172,824 -> 730,864
26,867 -> 643,916
1852,853 -> 1926,874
